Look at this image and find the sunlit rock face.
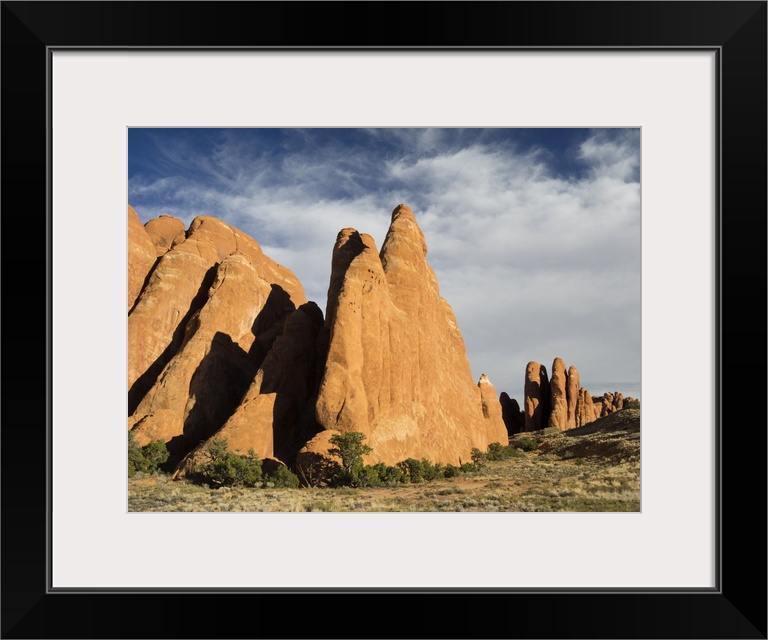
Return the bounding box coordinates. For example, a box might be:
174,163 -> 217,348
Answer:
314,204 -> 508,465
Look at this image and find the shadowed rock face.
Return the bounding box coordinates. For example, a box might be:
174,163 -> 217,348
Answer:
313,204 -> 508,465
128,215 -> 302,405
127,210 -> 306,464
499,392 -> 525,436
173,301 -> 326,477
524,361 -> 550,431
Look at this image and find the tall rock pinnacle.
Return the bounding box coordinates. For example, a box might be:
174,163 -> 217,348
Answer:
314,204 -> 508,464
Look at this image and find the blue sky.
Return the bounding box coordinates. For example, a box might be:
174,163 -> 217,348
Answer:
129,128 -> 641,405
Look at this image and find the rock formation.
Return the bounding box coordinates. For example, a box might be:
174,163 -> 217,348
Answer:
174,301 -> 325,477
576,388 -> 598,426
129,203 -> 511,476
505,357 -> 635,433
128,205 -> 157,311
144,214 -> 186,257
313,204 -> 508,464
479,374 -> 504,424
548,357 -> 569,430
524,361 -> 550,431
128,210 -> 306,462
566,365 -> 580,430
594,391 -> 628,418
129,202 -> 633,480
499,392 -> 524,436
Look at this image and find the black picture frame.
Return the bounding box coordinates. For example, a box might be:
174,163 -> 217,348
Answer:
2,2 -> 765,638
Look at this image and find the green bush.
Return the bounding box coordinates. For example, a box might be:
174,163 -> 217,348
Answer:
357,465 -> 384,487
364,462 -> 406,486
515,436 -> 538,452
264,464 -> 300,488
443,464 -> 461,478
470,447 -> 487,467
624,399 -> 641,410
398,458 -> 424,483
380,464 -> 407,485
202,438 -> 262,488
420,458 -> 440,481
459,462 -> 478,474
486,442 -> 516,461
328,432 -> 373,486
128,430 -> 169,477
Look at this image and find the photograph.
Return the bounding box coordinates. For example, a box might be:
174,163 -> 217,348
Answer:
127,127 -> 641,513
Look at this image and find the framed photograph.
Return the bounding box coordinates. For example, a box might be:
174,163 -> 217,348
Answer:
3,2 -> 765,638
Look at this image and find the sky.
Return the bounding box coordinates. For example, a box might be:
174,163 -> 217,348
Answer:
128,128 -> 641,405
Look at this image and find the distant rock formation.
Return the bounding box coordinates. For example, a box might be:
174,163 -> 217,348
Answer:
313,205 -> 509,464
576,388 -> 598,427
566,365 -> 580,429
548,357 -> 569,430
499,392 -> 524,436
502,357 -> 636,434
594,391 -> 631,418
524,361 -> 550,431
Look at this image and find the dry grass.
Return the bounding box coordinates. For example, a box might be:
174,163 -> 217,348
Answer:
129,409 -> 640,513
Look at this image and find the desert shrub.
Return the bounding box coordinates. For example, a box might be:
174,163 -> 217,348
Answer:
264,464 -> 300,488
507,447 -> 525,459
470,447 -> 487,467
295,453 -> 341,488
624,399 -> 641,410
443,464 -> 461,478
328,432 -> 373,487
357,465 -> 384,487
486,442 -> 515,461
381,464 -> 407,485
459,462 -> 478,474
420,458 -> 440,481
366,462 -> 405,486
202,438 -> 262,488
515,436 -> 538,452
398,458 -> 424,483
128,431 -> 169,477
370,462 -> 388,481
